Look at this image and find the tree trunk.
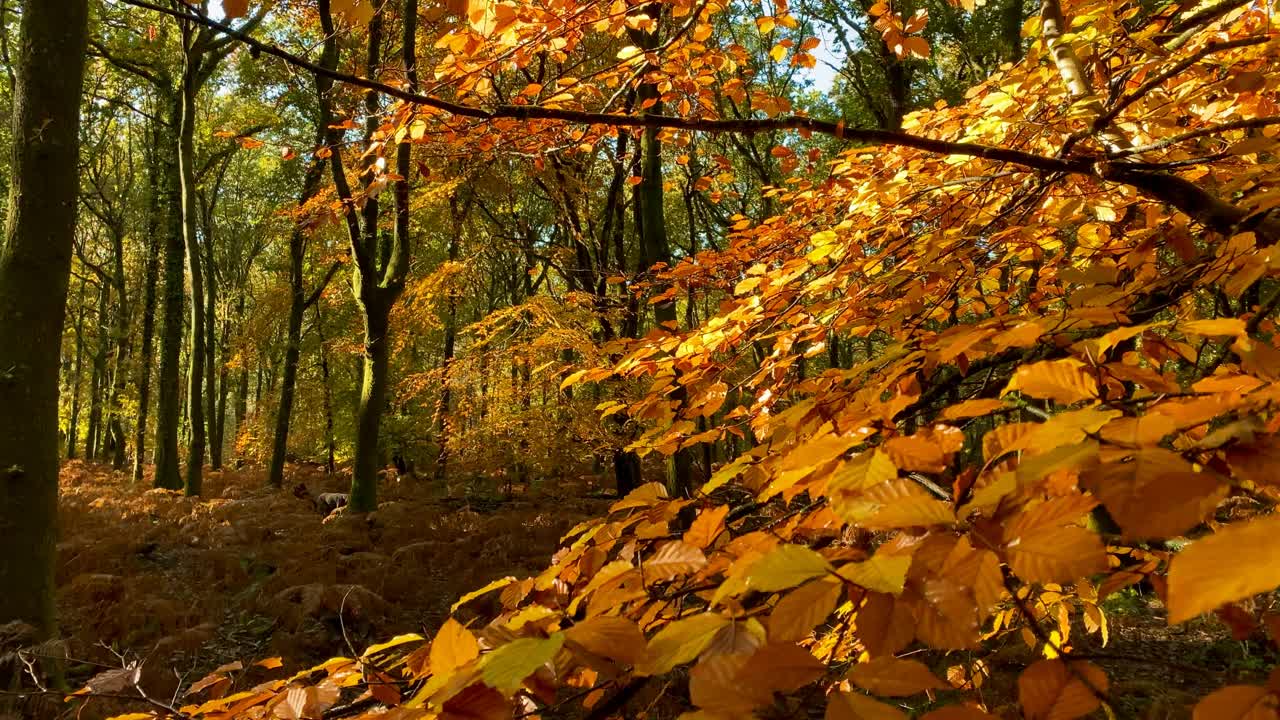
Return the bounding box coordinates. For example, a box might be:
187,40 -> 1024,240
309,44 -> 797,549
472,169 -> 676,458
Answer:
106,222 -> 130,471
85,280 -> 109,461
133,136 -> 161,481
351,298 -> 391,511
66,278 -> 87,460
0,0 -> 89,638
630,11 -> 694,500
268,66 -> 334,488
316,305 -> 336,475
179,42 -> 206,497
152,98 -> 185,490
203,232 -> 220,470
434,191 -> 465,481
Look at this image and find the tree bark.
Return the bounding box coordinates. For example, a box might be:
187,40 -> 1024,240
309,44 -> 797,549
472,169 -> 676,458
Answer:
178,30 -> 207,496
85,279 -> 109,461
0,0 -> 89,638
268,57 -> 336,488
133,127 -> 162,481
152,96 -> 185,490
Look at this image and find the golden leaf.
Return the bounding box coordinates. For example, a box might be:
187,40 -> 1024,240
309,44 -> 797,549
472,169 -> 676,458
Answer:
836,554 -> 912,595
744,544 -> 832,592
768,578 -> 842,643
1191,685 -> 1278,720
430,618 -> 480,677
1080,449 -> 1225,538
636,613 -> 729,676
644,540 -> 708,581
1167,514 -> 1280,624
564,616 -> 646,665
1003,359 -> 1098,405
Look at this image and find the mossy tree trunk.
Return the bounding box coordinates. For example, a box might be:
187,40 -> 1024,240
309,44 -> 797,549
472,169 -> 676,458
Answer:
0,0 -> 90,637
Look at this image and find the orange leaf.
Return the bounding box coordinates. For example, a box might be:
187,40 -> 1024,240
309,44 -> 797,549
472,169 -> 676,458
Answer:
1004,359 -> 1098,405
1017,659 -> 1107,720
1167,513 -> 1280,624
848,656 -> 946,697
825,690 -> 908,720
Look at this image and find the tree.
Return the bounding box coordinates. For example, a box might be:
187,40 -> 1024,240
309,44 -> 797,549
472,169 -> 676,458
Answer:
0,0 -> 90,636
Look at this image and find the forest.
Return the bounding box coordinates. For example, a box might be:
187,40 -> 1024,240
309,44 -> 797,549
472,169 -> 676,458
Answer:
0,0 -> 1279,717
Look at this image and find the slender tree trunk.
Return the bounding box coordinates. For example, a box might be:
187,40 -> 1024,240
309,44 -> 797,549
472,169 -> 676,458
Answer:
434,191 -> 464,481
66,278 -> 88,461
232,292 -> 250,455
153,97 -> 185,490
133,140 -> 162,481
85,280 -> 109,461
106,224 -> 130,471
214,315 -> 230,468
316,304 -> 336,475
268,70 -> 333,488
0,0 -> 89,638
179,42 -> 206,496
631,10 -> 693,500
203,235 -> 220,470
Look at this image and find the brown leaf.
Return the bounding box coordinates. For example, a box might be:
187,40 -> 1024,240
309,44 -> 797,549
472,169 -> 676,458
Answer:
643,540 -> 708,581
1017,659 -> 1107,720
825,690 -> 908,720
769,578 -> 842,643
848,656 -> 946,697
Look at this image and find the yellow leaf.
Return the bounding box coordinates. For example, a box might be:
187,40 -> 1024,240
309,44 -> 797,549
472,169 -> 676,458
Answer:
769,43 -> 787,62
1192,685 -> 1276,720
848,656 -> 946,697
745,544 -> 832,591
644,540 -> 708,581
768,578 -> 842,642
1017,659 -> 1108,720
825,690 -> 908,720
756,15 -> 776,32
834,479 -> 954,529
362,634 -> 424,659
430,618 -> 480,677
836,554 -> 912,595
564,616 -> 646,665
941,398 -> 1007,421
451,576 -> 517,613
1004,359 -> 1098,405
1167,514 -> 1280,624
1182,318 -> 1248,337
637,613 -> 730,676
829,451 -> 898,494
481,634 -> 565,694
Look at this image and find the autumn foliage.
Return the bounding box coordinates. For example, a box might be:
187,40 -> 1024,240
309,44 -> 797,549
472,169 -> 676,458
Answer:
42,0 -> 1280,715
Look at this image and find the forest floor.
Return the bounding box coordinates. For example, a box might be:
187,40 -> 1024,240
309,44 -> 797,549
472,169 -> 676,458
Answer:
14,460 -> 611,719
4,461 -> 1274,720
